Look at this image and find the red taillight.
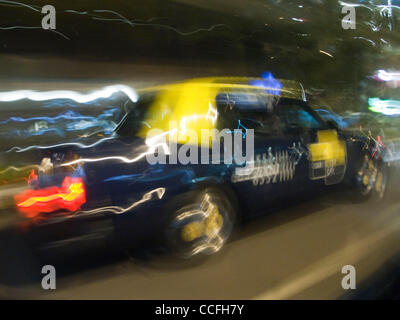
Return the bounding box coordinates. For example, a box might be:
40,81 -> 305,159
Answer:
15,176 -> 86,218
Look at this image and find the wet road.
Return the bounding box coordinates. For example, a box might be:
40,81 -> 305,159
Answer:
1,169 -> 400,300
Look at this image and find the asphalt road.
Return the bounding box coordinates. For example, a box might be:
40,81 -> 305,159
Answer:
1,169 -> 400,300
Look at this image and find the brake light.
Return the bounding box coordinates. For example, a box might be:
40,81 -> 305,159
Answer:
15,176 -> 86,218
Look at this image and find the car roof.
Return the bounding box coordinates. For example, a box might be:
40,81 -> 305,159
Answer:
132,77 -> 308,142
138,76 -> 306,102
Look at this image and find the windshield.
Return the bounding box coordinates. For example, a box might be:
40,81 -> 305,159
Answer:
115,93 -> 156,137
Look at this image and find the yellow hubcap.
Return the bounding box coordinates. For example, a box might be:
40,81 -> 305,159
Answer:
181,221 -> 204,242
363,175 -> 369,186
204,206 -> 223,238
181,204 -> 224,242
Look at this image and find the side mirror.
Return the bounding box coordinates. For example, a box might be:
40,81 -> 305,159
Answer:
326,120 -> 339,130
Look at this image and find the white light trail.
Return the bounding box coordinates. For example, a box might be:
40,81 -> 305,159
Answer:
0,25 -> 70,40
75,187 -> 165,216
59,140 -> 170,167
376,69 -> 400,81
319,50 -> 333,58
85,9 -> 226,36
0,84 -> 138,104
338,1 -> 373,10
0,0 -> 40,12
353,37 -> 376,46
6,136 -> 116,153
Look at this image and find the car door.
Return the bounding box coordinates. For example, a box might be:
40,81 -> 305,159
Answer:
276,98 -> 347,192
216,91 -> 301,214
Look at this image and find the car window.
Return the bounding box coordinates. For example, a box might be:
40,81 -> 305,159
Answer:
278,102 -> 327,131
115,93 -> 156,137
216,91 -> 283,135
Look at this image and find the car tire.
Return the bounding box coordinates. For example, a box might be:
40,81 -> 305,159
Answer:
352,152 -> 389,202
164,187 -> 237,259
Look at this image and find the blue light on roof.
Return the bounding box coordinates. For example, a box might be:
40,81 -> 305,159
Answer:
249,72 -> 282,95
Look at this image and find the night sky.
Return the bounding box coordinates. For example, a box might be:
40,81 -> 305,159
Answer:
0,0 -> 399,99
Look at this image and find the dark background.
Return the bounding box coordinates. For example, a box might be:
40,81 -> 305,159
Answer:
0,0 -> 399,110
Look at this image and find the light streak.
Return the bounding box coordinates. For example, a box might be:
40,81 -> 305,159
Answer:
0,0 -> 40,12
338,1 -> 373,10
368,98 -> 400,115
353,37 -> 376,46
74,187 -> 165,216
365,21 -> 379,32
378,4 -> 400,10
57,124 -> 183,168
65,9 -> 225,36
376,70 -> 400,81
6,135 -> 116,153
59,143 -> 169,167
0,84 -> 138,104
378,2 -> 399,20
64,9 -> 88,15
0,25 -> 70,39
319,50 -> 333,58
0,110 -> 97,125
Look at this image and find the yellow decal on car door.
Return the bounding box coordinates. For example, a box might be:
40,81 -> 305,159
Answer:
309,130 -> 347,182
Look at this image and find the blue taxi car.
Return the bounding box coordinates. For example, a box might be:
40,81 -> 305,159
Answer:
13,77 -> 389,258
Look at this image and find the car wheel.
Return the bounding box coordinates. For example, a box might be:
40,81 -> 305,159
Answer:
165,187 -> 237,259
354,153 -> 388,201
